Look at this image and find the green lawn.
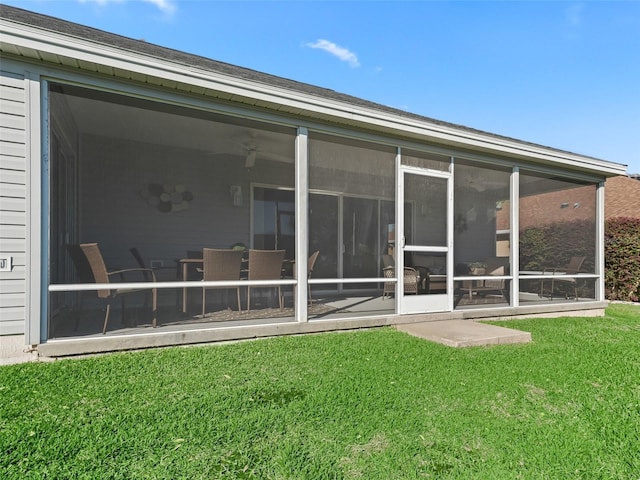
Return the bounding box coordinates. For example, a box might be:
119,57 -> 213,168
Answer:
2,304 -> 639,479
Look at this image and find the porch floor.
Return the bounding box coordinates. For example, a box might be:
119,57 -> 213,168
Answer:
396,319 -> 532,347
50,290 -> 590,340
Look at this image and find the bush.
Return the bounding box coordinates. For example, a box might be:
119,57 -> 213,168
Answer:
519,219 -> 596,272
519,218 -> 640,302
605,217 -> 640,302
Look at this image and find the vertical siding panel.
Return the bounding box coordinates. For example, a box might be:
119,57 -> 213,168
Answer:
0,69 -> 27,336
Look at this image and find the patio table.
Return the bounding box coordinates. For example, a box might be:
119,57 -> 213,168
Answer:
177,256 -> 291,313
177,258 -> 203,313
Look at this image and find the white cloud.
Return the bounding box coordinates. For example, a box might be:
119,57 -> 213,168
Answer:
78,0 -> 177,15
566,3 -> 584,27
145,0 -> 176,15
306,39 -> 360,68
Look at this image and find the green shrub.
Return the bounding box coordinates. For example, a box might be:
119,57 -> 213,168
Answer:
519,218 -> 640,302
605,217 -> 640,301
519,219 -> 596,272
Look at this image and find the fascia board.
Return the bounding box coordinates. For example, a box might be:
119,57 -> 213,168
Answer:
1,20 -> 627,177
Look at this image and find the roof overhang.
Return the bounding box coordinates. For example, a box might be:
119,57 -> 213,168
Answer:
0,15 -> 628,177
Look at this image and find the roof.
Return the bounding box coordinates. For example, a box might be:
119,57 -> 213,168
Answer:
0,4 -> 628,177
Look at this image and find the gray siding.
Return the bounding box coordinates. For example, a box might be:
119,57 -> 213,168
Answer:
0,70 -> 26,335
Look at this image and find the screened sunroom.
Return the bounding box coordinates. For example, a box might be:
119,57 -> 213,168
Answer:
46,82 -> 601,341
0,4 -> 621,358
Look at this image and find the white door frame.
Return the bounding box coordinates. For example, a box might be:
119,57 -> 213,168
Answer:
397,165 -> 453,314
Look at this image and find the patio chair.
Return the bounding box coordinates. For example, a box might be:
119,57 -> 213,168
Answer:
541,256 -> 585,300
246,249 -> 286,311
129,247 -> 176,281
67,244 -> 96,284
381,254 -> 419,299
186,249 -> 204,280
201,248 -> 244,316
80,243 -> 157,334
291,250 -> 320,306
307,250 -> 320,305
65,244 -> 97,331
129,247 -> 154,282
130,246 -> 182,308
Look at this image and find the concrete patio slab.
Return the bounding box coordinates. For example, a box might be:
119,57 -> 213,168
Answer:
396,320 -> 531,347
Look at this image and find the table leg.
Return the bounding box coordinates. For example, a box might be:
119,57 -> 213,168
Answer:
182,262 -> 188,313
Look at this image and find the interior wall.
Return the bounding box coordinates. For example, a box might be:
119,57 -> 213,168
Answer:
78,133 -> 292,270
454,190 -> 502,264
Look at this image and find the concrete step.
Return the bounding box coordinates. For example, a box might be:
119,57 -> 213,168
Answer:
396,320 -> 531,347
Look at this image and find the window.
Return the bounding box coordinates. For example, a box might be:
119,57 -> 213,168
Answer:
518,171 -> 597,304
454,159 -> 512,308
308,133 -> 396,317
48,83 -> 296,337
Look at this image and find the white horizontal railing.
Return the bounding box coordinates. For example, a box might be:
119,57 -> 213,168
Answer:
453,274 -> 598,282
308,278 -> 390,285
48,276 -> 396,293
48,279 -> 297,292
454,275 -> 512,282
517,273 -> 598,280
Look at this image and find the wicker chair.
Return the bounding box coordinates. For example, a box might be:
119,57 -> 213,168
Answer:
247,249 -> 286,311
129,247 -> 176,280
290,250 -> 320,306
381,254 -> 419,299
201,248 -> 244,316
80,243 -> 157,334
65,244 -> 96,331
129,247 -> 154,282
186,250 -> 204,280
67,244 -> 96,284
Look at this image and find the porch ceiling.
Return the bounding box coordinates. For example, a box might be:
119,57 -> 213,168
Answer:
59,90 -> 294,162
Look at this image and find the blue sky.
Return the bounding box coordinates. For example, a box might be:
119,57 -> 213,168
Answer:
5,0 -> 640,174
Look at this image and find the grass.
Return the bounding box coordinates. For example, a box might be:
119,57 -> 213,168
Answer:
1,304 -> 639,479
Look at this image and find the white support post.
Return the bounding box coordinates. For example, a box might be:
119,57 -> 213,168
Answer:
28,72 -> 43,345
295,127 -> 309,322
511,167 -> 519,307
337,196 -> 344,295
447,157 -> 455,311
395,147 -> 402,313
596,180 -> 605,301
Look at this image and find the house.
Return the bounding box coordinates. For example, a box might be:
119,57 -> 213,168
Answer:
494,174 -> 640,231
0,5 -> 627,361
605,175 -> 640,219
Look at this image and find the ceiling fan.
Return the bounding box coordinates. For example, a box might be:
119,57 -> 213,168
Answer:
464,172 -> 507,192
201,127 -> 293,166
